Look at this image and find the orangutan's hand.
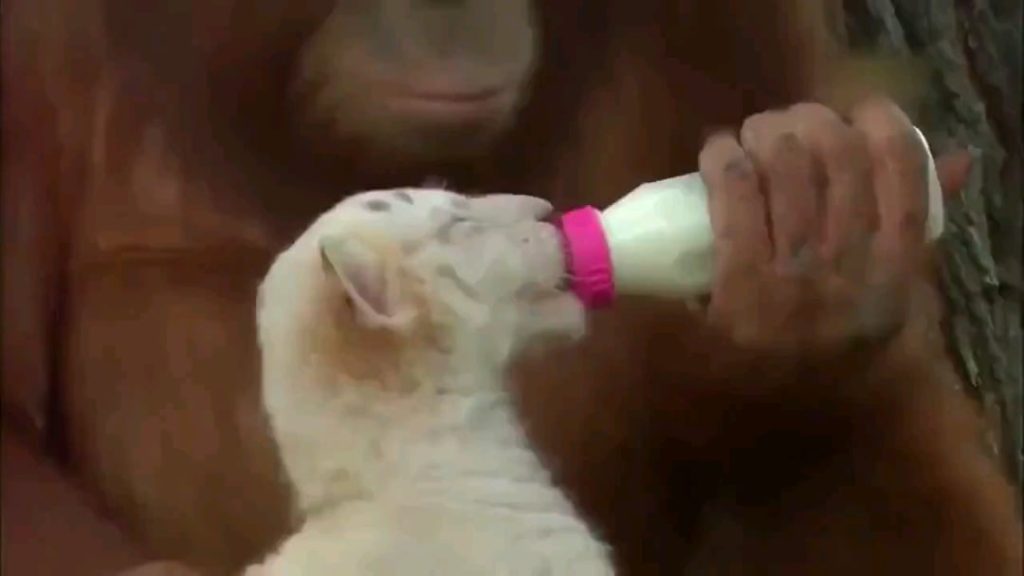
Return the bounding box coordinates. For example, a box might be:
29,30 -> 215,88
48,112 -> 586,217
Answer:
697,98 -> 970,359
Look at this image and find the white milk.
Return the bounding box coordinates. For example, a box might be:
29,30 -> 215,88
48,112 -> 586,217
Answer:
558,128 -> 945,308
599,172 -> 717,299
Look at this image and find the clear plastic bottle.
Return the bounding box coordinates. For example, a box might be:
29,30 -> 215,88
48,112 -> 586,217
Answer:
557,128 -> 944,309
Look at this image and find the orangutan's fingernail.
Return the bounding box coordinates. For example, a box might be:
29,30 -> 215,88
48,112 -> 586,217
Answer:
777,242 -> 818,277
853,282 -> 905,342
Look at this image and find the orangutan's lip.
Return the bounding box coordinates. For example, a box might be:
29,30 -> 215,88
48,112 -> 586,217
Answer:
388,86 -> 510,121
405,86 -> 506,101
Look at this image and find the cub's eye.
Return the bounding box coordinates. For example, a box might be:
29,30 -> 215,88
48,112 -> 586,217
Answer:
435,263 -> 479,299
436,217 -> 465,243
393,190 -> 415,204
436,216 -> 484,243
364,199 -> 391,212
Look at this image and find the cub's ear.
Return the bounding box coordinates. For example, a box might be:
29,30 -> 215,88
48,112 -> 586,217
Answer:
318,233 -> 414,330
468,195 -> 553,225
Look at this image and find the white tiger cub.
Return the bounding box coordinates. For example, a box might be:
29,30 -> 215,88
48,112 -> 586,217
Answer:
250,188 -> 613,575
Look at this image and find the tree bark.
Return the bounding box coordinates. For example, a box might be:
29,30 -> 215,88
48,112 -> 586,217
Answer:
840,0 -> 1022,493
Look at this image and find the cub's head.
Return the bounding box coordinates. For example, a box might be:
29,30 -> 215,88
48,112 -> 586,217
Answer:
259,187 -> 585,376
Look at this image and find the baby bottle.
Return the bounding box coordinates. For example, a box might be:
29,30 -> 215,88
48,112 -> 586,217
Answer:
557,128 -> 945,309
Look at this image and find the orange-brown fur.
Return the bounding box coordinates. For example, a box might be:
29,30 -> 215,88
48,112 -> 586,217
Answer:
515,285 -> 1023,575
3,0 -> 1020,574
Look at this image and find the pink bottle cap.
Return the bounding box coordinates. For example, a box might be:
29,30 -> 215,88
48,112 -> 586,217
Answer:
557,206 -> 616,309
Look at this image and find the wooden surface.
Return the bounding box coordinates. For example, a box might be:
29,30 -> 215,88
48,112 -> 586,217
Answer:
842,0 -> 1023,493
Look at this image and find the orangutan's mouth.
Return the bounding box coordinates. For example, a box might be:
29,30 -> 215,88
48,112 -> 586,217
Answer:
388,85 -> 513,122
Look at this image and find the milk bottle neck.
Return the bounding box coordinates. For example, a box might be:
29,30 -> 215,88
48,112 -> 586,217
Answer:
558,206 -> 615,309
